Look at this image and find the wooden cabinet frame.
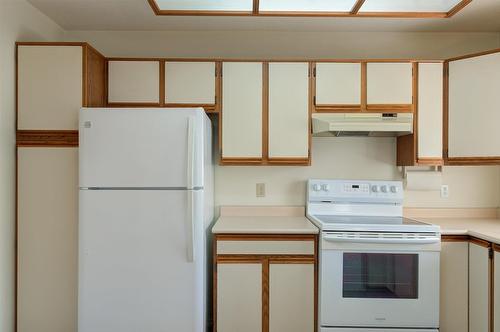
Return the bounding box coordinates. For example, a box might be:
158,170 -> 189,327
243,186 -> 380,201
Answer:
219,61 -> 312,166
16,42 -> 106,147
312,59 -> 416,113
396,61 -> 445,166
442,234 -> 495,332
106,57 -> 221,113
213,234 -> 318,332
443,48 -> 500,166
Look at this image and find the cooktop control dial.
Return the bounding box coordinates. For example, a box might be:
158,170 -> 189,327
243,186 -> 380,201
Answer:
308,180 -> 404,203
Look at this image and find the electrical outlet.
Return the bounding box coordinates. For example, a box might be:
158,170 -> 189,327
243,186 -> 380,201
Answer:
441,185 -> 449,198
256,183 -> 266,197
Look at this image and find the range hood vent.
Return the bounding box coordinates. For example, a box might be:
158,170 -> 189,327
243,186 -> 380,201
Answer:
312,113 -> 413,137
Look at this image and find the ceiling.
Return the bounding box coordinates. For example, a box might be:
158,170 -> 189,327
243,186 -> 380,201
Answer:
26,0 -> 500,32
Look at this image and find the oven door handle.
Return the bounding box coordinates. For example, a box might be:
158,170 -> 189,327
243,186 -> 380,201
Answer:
322,235 -> 440,245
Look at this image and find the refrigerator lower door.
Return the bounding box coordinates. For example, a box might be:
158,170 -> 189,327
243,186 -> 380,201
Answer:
79,189 -> 205,332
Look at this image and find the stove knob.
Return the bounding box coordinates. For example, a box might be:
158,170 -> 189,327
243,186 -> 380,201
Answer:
381,185 -> 388,193
391,186 -> 399,193
321,184 -> 330,191
371,185 -> 379,193
313,184 -> 322,191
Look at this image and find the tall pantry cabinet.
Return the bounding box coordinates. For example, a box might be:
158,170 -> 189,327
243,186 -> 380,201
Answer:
16,42 -> 106,332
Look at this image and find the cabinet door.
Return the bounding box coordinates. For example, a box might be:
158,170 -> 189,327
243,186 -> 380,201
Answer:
217,262 -> 262,332
315,62 -> 361,105
418,63 -> 443,160
469,242 -> 490,332
448,52 -> 500,158
17,147 -> 78,332
495,250 -> 500,332
17,45 -> 83,130
165,61 -> 215,104
108,60 -> 160,103
367,62 -> 413,105
221,62 -> 263,159
269,263 -> 314,332
268,62 -> 309,159
440,241 -> 468,332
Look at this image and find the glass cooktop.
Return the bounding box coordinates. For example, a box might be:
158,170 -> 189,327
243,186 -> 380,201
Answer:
314,215 -> 427,226
309,214 -> 440,233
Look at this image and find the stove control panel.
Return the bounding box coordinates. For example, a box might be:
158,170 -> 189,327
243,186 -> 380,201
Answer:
308,179 -> 404,203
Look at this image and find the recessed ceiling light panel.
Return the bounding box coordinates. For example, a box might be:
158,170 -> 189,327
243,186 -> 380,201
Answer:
360,0 -> 462,12
154,0 -> 253,11
259,0 -> 357,12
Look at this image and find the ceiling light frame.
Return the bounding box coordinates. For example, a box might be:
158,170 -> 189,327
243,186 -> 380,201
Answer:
148,0 -> 472,18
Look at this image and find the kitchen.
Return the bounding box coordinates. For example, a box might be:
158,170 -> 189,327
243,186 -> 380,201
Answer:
2,0 -> 500,332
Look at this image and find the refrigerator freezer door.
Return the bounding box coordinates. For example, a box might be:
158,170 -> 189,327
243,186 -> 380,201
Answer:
79,108 -> 205,188
79,189 -> 205,332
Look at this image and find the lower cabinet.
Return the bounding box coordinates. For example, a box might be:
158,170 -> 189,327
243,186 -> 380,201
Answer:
440,240 -> 469,332
214,234 -> 317,332
495,250 -> 500,332
469,240 -> 491,332
217,262 -> 263,332
17,147 -> 78,332
269,263 -> 314,332
441,236 -> 495,332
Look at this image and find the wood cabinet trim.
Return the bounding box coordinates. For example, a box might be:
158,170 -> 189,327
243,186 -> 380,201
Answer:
442,234 -> 470,242
215,234 -> 317,241
16,130 -> 78,147
417,157 -> 444,165
446,157 -> 500,166
470,237 -> 492,248
262,62 -> 269,163
446,48 -> 500,63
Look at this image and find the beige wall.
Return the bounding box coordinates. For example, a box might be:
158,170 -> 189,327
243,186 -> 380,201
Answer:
66,30 -> 500,209
215,137 -> 500,208
0,1 -> 63,331
66,30 -> 500,60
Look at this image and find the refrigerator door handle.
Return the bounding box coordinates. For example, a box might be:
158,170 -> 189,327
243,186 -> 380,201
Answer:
186,116 -> 196,190
186,190 -> 196,262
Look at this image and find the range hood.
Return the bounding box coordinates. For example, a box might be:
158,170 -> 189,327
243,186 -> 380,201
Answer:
312,113 -> 413,137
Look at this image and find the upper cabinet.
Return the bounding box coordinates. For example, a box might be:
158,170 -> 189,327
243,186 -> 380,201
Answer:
396,62 -> 443,167
17,43 -> 105,130
165,61 -> 216,107
366,62 -> 413,110
268,62 -> 310,162
220,62 -> 311,165
108,60 -> 160,105
417,63 -> 443,163
315,62 -> 361,110
221,62 -> 263,162
447,51 -> 500,164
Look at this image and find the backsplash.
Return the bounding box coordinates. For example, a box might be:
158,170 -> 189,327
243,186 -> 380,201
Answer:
215,137 -> 500,208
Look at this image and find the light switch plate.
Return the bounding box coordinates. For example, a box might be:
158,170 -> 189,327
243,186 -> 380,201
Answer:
256,183 -> 266,197
440,185 -> 449,198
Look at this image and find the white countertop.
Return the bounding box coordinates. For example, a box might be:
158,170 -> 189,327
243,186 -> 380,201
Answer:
212,216 -> 319,234
422,218 -> 500,244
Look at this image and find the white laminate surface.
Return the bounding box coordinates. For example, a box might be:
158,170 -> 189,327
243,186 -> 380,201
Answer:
212,216 -> 318,234
423,218 -> 500,244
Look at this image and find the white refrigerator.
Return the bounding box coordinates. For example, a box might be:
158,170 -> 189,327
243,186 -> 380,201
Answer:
78,108 -> 213,332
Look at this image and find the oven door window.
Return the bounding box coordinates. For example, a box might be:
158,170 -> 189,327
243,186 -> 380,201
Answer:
343,253 -> 418,299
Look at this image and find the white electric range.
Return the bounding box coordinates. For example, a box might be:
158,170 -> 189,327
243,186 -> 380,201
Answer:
306,179 -> 441,332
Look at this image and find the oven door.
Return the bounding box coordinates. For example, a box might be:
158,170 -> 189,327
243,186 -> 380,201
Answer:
320,232 -> 440,329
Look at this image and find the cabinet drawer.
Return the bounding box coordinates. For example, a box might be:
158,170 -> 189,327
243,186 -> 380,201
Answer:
217,240 -> 315,255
